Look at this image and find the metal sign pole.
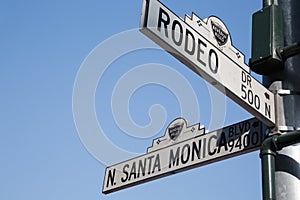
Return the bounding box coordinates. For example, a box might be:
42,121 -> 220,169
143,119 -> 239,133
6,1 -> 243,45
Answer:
256,0 -> 300,199
260,130 -> 300,200
273,1 -> 300,199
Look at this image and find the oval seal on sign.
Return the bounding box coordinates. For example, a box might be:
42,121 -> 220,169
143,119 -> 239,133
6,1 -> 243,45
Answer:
211,20 -> 228,46
168,122 -> 184,140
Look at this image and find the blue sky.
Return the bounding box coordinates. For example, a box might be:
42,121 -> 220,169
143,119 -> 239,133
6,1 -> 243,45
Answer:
1,0 -> 264,199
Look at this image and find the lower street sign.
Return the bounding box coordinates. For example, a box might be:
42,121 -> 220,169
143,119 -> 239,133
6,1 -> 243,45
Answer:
102,118 -> 263,194
140,0 -> 276,127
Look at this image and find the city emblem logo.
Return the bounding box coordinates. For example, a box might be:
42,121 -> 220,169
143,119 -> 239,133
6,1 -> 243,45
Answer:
168,122 -> 184,140
211,21 -> 228,46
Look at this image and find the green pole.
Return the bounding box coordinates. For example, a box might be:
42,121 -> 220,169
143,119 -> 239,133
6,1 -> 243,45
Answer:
251,0 -> 300,199
260,137 -> 277,200
264,0 -> 300,199
260,130 -> 300,200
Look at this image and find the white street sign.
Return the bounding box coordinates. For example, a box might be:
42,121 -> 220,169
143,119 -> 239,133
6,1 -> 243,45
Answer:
102,118 -> 263,194
140,0 -> 276,127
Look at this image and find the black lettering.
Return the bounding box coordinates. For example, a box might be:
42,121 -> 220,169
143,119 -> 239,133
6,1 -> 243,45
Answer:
228,138 -> 235,152
157,8 -> 170,37
192,139 -> 202,161
245,121 -> 250,132
241,84 -> 247,99
241,71 -> 252,88
106,168 -> 116,187
235,136 -> 242,149
147,155 -> 155,175
152,154 -> 161,173
137,159 -> 146,178
247,75 -> 252,88
243,134 -> 250,148
209,49 -> 218,74
208,135 -> 217,156
217,132 -> 228,153
228,127 -> 234,137
171,20 -> 183,46
255,95 -> 260,109
202,137 -> 207,158
265,103 -> 271,118
169,147 -> 180,168
238,122 -> 245,133
248,90 -> 254,105
242,71 -> 247,83
181,144 -> 190,164
128,162 -> 137,181
197,38 -> 207,66
121,164 -> 129,183
184,29 -> 195,55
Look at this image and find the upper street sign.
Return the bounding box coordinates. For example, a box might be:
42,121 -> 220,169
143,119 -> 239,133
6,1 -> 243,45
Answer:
140,0 -> 276,127
102,118 -> 263,194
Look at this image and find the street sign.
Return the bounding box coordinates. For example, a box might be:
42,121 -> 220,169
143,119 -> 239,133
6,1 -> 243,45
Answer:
140,0 -> 276,127
102,118 -> 263,194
